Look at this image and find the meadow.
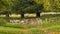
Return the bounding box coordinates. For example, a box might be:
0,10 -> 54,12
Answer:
0,14 -> 60,34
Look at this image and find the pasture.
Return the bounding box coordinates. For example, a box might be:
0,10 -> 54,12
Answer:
0,14 -> 60,34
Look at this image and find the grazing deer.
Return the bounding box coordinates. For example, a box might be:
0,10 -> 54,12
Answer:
10,20 -> 20,23
24,19 -> 34,24
20,20 -> 25,24
35,18 -> 42,24
10,20 -> 13,23
30,19 -> 35,25
25,18 -> 42,25
45,18 -> 49,23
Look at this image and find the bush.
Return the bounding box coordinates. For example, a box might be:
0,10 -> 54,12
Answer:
0,19 -> 7,26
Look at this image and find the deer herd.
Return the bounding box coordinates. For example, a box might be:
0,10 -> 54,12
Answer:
10,18 -> 42,25
10,18 -> 57,25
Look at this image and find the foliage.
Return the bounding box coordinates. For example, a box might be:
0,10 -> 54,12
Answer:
0,0 -> 44,14
0,0 -> 13,13
0,0 -> 60,18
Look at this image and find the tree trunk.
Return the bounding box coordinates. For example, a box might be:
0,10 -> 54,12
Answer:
36,12 -> 40,17
6,14 -> 9,18
6,13 -> 10,22
21,13 -> 24,18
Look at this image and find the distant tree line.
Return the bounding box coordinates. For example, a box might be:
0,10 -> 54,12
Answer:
0,0 -> 60,18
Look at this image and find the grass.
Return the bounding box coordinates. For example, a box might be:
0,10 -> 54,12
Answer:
4,23 -> 24,28
0,24 -> 60,34
0,26 -> 46,34
1,21 -> 60,34
0,14 -> 60,34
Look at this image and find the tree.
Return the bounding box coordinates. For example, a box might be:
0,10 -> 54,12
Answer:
12,0 -> 36,18
34,0 -> 44,17
0,0 -> 14,21
1,0 -> 60,18
36,4 -> 44,17
13,0 -> 44,18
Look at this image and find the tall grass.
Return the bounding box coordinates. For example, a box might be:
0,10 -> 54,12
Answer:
0,27 -> 46,34
0,14 -> 60,34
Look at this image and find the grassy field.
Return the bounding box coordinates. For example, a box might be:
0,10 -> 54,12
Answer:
0,14 -> 60,34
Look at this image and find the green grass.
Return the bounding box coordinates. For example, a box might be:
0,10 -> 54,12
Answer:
4,23 -> 41,29
4,23 -> 24,28
0,26 -> 46,34
1,21 -> 60,34
0,14 -> 60,34
0,24 -> 60,34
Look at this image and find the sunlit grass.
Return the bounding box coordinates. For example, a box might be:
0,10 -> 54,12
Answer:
0,14 -> 60,34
